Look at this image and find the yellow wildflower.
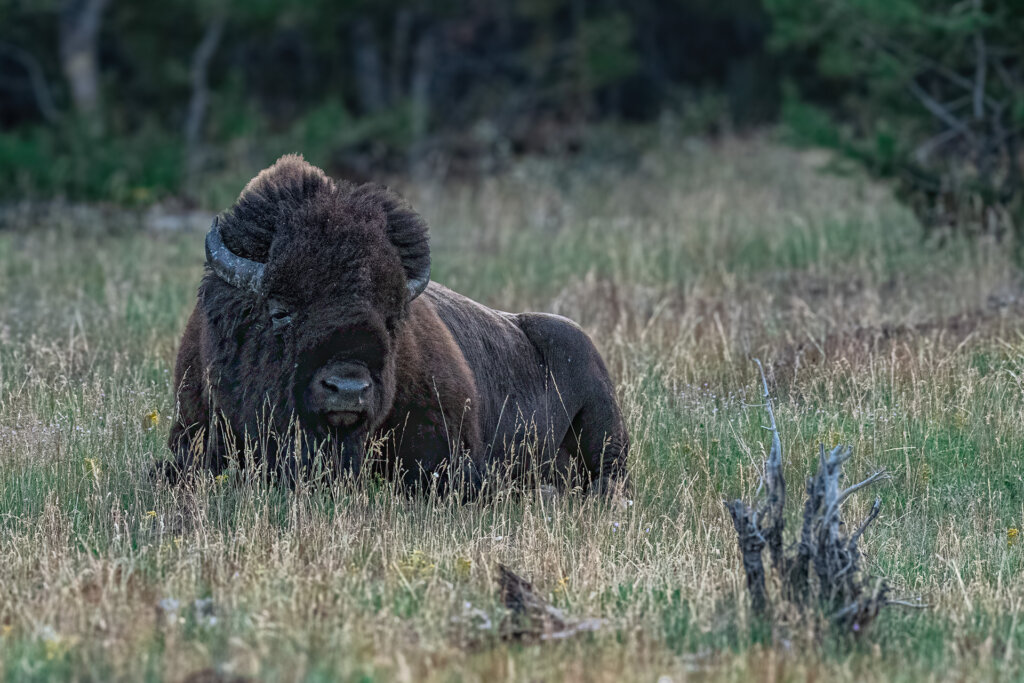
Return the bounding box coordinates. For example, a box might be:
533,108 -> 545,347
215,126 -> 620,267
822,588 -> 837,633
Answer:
145,510 -> 157,518
398,549 -> 435,578
44,636 -> 77,660
455,556 -> 472,578
142,410 -> 160,430
1009,528 -> 1019,547
40,629 -> 77,660
215,473 -> 228,486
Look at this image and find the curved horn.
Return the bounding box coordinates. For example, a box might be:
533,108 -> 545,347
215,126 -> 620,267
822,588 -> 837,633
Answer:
205,217 -> 266,294
406,261 -> 430,301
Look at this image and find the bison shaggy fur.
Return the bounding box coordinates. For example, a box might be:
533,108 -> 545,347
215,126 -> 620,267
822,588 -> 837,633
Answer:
166,154 -> 628,496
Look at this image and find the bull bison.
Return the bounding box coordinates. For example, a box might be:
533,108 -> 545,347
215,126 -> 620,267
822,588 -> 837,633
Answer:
165,154 -> 628,497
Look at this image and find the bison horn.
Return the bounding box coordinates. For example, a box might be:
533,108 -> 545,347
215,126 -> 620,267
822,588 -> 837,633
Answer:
406,266 -> 429,301
205,217 -> 266,294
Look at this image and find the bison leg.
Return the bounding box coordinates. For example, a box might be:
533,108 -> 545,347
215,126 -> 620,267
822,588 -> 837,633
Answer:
158,307 -> 229,483
382,403 -> 484,500
560,392 -> 630,495
517,313 -> 629,494
160,415 -> 232,485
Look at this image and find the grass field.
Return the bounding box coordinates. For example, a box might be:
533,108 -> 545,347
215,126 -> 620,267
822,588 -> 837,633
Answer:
1,136 -> 1022,682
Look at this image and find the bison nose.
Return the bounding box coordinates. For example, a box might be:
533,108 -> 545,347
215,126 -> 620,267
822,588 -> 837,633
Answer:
317,368 -> 374,417
309,364 -> 372,418
321,375 -> 371,405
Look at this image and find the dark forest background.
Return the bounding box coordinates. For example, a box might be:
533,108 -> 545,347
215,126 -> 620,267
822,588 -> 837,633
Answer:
1,0 -> 1023,235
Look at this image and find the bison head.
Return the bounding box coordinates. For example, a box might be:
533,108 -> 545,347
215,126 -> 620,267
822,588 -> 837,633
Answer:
199,155 -> 429,475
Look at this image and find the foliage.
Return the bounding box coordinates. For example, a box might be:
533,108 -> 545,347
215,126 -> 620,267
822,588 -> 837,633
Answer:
767,0 -> 1024,237
0,121 -> 183,204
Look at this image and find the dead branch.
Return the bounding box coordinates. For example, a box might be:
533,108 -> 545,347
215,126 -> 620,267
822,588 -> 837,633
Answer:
496,564 -> 602,641
0,41 -> 61,124
755,358 -> 786,574
908,79 -> 974,142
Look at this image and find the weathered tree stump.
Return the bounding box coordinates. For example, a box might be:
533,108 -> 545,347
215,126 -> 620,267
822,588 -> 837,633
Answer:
726,360 -> 920,632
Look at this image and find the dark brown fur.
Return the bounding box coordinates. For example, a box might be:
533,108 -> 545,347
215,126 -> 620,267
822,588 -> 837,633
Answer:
166,154 -> 628,495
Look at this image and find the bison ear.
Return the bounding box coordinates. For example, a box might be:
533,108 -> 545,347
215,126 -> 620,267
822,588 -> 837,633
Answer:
391,208 -> 431,301
356,185 -> 431,301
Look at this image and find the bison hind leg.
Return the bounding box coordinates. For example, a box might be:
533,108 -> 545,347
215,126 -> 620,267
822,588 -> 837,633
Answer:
516,312 -> 630,496
558,406 -> 630,496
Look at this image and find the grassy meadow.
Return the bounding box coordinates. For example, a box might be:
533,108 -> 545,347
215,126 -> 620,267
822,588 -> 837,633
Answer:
0,136 -> 1022,681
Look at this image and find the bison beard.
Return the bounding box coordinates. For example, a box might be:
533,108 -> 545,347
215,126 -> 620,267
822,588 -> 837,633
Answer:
164,154 -> 629,497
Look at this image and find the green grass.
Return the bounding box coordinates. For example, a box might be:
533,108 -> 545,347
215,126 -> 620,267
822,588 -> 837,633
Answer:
1,137 -> 1022,681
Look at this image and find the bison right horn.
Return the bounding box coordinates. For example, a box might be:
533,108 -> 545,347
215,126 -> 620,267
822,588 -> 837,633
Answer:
205,217 -> 266,294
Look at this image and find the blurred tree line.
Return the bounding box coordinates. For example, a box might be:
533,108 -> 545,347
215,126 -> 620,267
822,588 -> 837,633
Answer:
0,0 -> 1022,236
771,0 -> 1024,238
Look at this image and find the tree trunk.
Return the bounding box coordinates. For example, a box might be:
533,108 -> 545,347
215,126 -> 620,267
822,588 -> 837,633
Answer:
352,17 -> 385,114
59,0 -> 108,132
388,9 -> 413,104
408,28 -> 436,177
185,13 -> 226,188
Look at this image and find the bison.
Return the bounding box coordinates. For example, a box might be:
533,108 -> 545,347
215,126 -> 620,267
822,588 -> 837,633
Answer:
165,154 -> 628,497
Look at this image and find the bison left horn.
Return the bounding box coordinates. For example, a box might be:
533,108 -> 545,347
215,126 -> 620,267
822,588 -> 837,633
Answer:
405,265 -> 429,301
205,217 -> 266,294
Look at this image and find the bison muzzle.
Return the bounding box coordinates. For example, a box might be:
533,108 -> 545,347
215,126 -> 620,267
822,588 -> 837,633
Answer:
165,154 -> 629,497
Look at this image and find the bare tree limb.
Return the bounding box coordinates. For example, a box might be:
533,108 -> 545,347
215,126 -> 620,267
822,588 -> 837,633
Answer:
824,469 -> 890,524
848,497 -> 882,554
913,78 -> 974,141
866,35 -> 975,93
409,27 -> 437,177
0,41 -> 61,124
914,127 -> 963,163
992,55 -> 1021,93
754,358 -> 786,574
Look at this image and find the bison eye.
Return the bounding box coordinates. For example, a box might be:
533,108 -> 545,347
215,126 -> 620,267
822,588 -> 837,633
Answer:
268,302 -> 292,330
